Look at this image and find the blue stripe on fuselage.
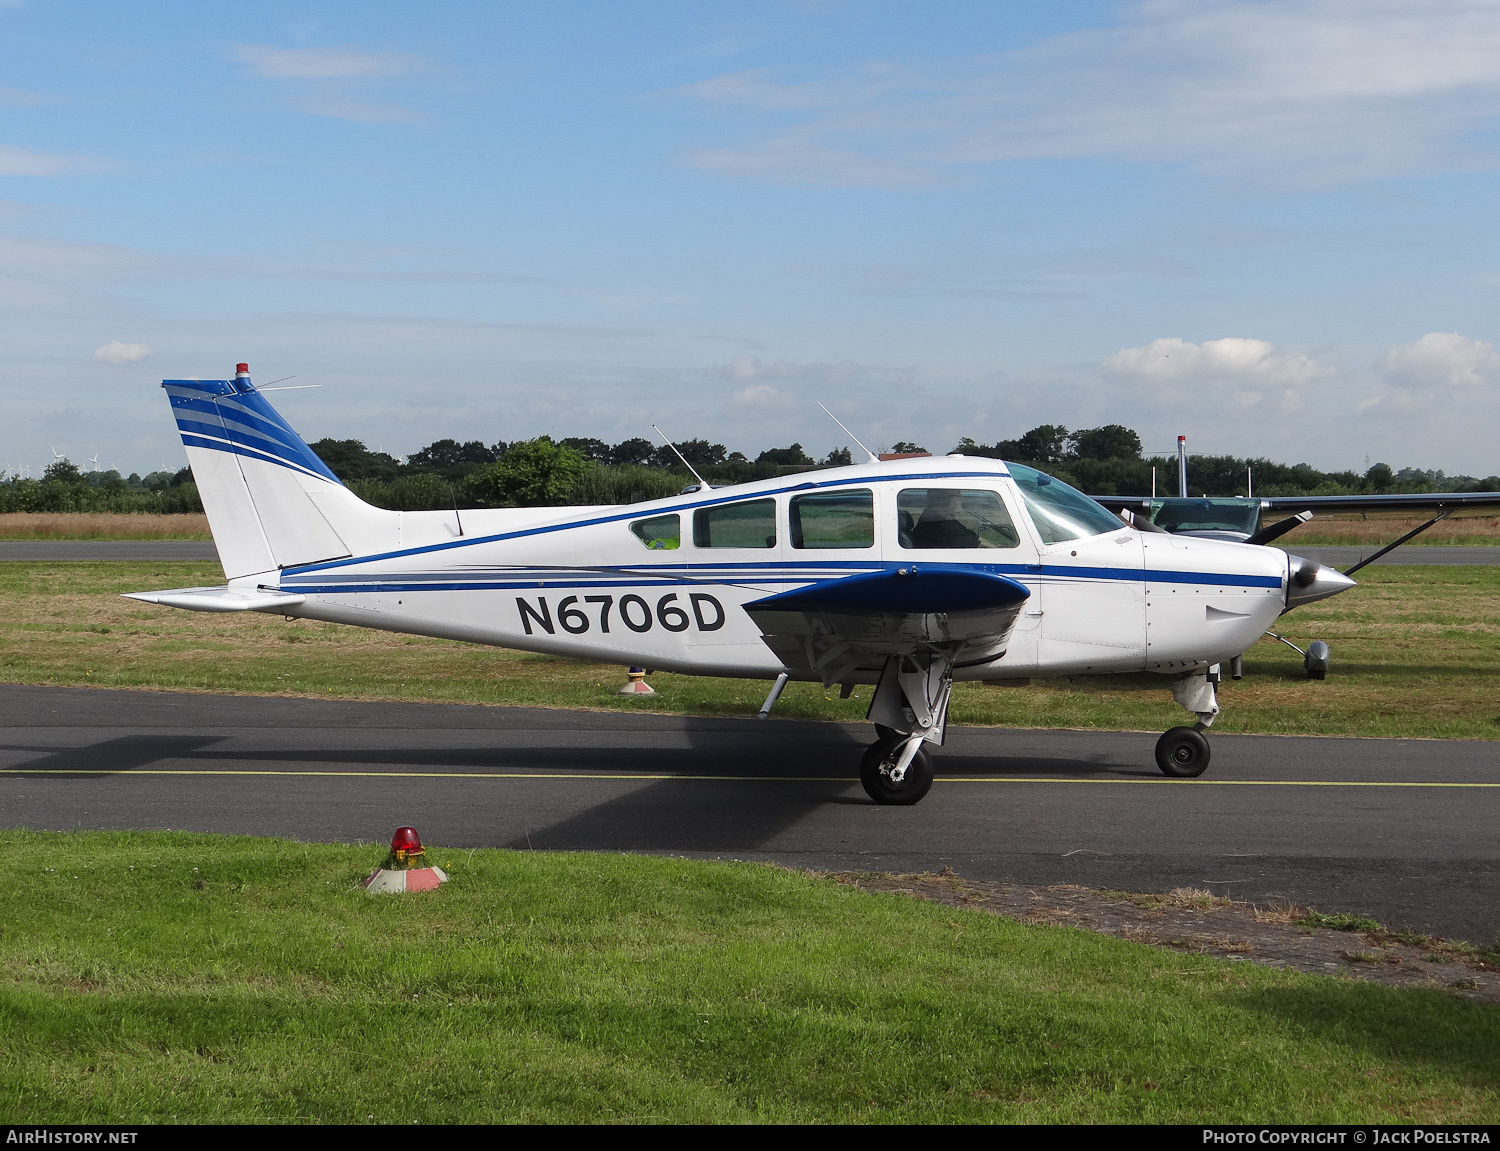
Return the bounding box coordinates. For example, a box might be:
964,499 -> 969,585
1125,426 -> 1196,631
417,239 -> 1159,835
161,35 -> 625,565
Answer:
279,557 -> 1283,594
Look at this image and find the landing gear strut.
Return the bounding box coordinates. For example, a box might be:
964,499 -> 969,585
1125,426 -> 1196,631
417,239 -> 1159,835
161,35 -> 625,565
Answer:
861,652 -> 953,805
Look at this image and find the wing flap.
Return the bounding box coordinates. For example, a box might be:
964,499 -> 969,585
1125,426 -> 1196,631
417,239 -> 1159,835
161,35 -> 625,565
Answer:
745,568 -> 1031,683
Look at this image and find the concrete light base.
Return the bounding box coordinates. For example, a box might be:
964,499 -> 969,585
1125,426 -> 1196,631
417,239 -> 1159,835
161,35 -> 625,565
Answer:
362,865 -> 448,894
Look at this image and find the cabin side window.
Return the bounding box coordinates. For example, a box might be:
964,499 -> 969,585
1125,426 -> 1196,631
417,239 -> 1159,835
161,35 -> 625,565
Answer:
693,498 -> 777,548
629,513 -> 680,550
790,489 -> 874,549
897,489 -> 1020,550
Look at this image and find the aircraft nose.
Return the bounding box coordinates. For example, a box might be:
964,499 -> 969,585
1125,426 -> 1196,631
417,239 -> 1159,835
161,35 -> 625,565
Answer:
1284,553 -> 1357,609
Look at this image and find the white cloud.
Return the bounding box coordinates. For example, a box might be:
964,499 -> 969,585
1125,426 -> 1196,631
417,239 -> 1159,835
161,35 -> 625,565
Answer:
294,92 -> 426,125
718,352 -> 904,387
1101,337 -> 1331,385
234,45 -> 433,123
0,234 -> 169,319
93,341 -> 151,364
1381,331 -> 1500,387
730,382 -> 797,414
676,0 -> 1500,187
685,141 -> 932,189
728,353 -> 759,380
234,45 -> 432,80
0,144 -> 107,176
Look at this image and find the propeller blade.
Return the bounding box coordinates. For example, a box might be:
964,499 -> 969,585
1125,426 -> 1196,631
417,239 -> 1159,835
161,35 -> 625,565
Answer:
1245,510 -> 1313,546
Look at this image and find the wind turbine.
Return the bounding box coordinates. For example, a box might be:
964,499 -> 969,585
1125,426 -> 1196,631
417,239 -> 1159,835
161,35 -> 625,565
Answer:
88,453 -> 101,473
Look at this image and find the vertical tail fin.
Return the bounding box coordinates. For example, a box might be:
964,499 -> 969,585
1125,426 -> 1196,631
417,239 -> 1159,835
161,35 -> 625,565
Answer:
165,364 -> 385,578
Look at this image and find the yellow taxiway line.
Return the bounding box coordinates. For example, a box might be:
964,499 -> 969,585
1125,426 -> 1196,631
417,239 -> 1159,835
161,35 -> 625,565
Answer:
1,769 -> 1498,787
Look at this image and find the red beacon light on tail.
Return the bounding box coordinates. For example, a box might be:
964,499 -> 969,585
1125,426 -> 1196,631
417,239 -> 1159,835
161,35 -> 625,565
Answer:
235,362 -> 249,377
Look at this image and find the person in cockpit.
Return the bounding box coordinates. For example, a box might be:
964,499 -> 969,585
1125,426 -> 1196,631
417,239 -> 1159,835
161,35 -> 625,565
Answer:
911,489 -> 982,548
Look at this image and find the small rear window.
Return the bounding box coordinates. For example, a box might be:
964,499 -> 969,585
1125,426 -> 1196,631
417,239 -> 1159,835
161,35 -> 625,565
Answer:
629,513 -> 680,550
693,498 -> 777,548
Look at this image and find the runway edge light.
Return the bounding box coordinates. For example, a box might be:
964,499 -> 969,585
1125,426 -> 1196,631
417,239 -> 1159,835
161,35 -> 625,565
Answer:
361,825 -> 448,895
618,666 -> 656,695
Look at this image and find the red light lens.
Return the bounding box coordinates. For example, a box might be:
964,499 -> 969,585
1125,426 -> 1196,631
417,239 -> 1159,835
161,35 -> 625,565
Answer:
236,362 -> 249,373
391,826 -> 423,853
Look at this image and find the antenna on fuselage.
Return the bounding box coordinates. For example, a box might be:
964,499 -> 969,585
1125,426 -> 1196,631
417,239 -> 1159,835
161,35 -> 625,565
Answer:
650,425 -> 711,491
816,403 -> 878,464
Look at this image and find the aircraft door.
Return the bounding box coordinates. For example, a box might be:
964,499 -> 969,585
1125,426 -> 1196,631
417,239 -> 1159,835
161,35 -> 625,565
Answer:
1033,531 -> 1146,673
1004,463 -> 1148,674
892,485 -> 1042,673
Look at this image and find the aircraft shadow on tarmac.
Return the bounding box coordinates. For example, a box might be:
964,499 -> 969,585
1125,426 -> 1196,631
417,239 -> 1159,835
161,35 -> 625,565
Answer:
495,728 -> 1164,853
0,727 -> 1158,781
0,735 -> 227,778
0,723 -> 1158,854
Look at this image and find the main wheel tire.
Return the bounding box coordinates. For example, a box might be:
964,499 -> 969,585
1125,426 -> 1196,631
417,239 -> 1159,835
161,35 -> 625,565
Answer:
860,734 -> 935,805
874,723 -> 898,742
1155,726 -> 1211,778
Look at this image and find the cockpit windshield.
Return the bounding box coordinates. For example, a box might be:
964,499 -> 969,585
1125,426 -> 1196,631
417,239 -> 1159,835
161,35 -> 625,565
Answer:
1007,462 -> 1127,544
1149,498 -> 1261,536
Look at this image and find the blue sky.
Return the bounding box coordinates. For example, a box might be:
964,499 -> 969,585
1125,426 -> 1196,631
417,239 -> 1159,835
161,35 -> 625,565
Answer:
4,0 -> 1500,477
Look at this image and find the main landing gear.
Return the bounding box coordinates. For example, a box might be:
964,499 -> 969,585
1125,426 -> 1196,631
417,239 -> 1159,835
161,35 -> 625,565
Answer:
861,653 -> 953,805
860,734 -> 935,805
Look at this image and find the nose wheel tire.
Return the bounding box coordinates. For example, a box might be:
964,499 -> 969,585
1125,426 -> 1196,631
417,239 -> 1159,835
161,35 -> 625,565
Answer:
1155,726 -> 1211,778
860,735 -> 935,805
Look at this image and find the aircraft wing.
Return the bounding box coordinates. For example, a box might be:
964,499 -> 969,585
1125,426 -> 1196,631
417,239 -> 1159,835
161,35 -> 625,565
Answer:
743,567 -> 1031,685
1093,492 -> 1500,513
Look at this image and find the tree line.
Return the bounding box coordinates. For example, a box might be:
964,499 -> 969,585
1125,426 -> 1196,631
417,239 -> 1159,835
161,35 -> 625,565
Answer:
311,435 -> 852,510
313,423 -> 1500,510
3,421 -> 1492,514
0,461 -> 202,514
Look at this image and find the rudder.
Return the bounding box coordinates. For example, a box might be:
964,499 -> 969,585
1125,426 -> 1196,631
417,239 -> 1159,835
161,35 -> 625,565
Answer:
165,364 -> 373,578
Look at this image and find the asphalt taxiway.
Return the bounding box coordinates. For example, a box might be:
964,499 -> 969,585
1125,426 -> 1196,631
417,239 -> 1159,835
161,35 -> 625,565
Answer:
3,685 -> 1496,944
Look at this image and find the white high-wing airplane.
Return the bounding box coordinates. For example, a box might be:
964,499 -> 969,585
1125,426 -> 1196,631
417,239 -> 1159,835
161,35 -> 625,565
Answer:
127,365 -> 1358,805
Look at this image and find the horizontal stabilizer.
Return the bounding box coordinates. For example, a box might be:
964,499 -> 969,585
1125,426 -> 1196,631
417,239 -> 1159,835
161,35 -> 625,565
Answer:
123,586 -> 307,614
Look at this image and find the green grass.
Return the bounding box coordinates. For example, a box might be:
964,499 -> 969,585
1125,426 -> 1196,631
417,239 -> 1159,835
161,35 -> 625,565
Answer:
1,561 -> 1499,739
2,831 -> 1497,1123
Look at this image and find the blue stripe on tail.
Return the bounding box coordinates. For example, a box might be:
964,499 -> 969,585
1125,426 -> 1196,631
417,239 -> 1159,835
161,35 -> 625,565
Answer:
164,378 -> 340,484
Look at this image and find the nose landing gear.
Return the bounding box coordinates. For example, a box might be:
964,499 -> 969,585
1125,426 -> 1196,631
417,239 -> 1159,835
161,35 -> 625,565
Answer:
1155,725 -> 1211,777
1159,667 -> 1220,778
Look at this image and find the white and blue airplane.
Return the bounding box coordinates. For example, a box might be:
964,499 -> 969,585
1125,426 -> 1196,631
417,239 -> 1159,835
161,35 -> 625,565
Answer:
127,364 -> 1360,805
